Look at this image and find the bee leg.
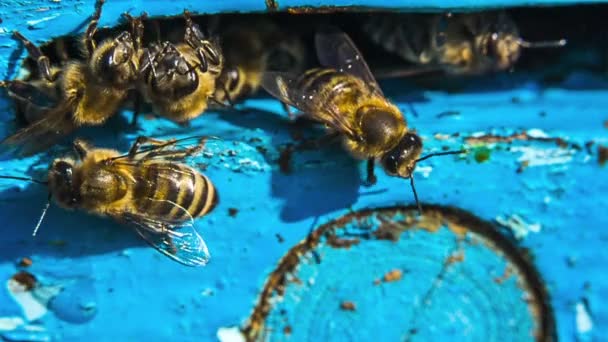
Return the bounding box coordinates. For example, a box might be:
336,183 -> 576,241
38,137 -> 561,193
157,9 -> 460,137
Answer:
128,136 -> 174,158
84,0 -> 105,57
282,102 -> 295,120
122,11 -> 146,51
365,158 -> 377,186
73,139 -> 92,160
12,31 -> 55,82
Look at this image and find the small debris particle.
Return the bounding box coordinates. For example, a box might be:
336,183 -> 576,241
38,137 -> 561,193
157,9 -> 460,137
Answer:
326,235 -> 360,249
373,279 -> 381,286
516,160 -> 530,173
275,233 -> 285,243
473,146 -> 491,163
436,110 -> 460,118
566,256 -> 577,268
434,133 -> 451,140
283,325 -> 292,335
228,208 -> 238,217
278,145 -> 293,174
11,271 -> 37,290
226,150 -> 237,157
248,137 -> 262,143
382,269 -> 403,283
340,301 -> 357,311
585,141 -> 595,154
604,120 -> 608,129
493,266 -> 513,284
555,138 -> 569,148
539,111 -> 547,117
18,257 -> 32,267
598,145 -> 608,166
445,252 -> 465,265
48,239 -> 66,247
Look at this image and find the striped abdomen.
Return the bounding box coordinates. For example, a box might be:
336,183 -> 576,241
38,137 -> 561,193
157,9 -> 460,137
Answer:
215,65 -> 259,104
133,163 -> 218,221
294,68 -> 366,114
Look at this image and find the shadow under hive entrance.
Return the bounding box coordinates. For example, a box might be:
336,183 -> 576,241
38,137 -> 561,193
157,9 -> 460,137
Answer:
243,205 -> 555,342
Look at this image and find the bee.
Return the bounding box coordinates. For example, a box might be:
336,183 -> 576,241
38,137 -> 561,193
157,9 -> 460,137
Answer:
261,28 -> 463,212
363,11 -> 566,76
138,11 -> 224,124
0,136 -> 218,266
212,18 -> 306,106
0,0 -> 146,155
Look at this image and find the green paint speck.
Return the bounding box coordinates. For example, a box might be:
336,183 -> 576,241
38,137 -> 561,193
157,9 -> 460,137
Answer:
474,147 -> 491,163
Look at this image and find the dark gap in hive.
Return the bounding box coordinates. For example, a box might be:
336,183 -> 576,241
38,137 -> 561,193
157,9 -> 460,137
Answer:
20,5 -> 608,89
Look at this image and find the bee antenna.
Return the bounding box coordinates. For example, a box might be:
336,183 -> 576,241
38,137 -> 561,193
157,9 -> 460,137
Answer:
409,175 -> 423,215
415,149 -> 467,163
0,175 -> 48,185
32,193 -> 52,237
518,38 -> 567,49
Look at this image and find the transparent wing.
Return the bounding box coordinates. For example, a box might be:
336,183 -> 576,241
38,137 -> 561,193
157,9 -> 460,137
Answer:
107,136 -> 212,164
5,80 -> 59,110
119,208 -> 210,267
261,71 -> 360,140
1,101 -> 76,156
314,27 -> 384,97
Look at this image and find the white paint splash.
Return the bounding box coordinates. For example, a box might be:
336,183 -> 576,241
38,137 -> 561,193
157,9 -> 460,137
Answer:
26,13 -> 60,28
511,146 -> 574,167
526,128 -> 550,139
217,326 -> 246,342
575,300 -> 593,341
495,214 -> 542,240
414,165 -> 433,178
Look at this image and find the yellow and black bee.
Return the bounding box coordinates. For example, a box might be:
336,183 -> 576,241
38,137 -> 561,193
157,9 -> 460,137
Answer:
0,136 -> 218,266
261,28 -> 463,212
364,11 -> 566,76
138,10 -> 224,124
0,0 -> 146,155
212,17 -> 306,106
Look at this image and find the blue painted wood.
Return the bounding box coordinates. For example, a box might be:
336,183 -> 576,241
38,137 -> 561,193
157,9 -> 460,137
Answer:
0,1 -> 606,341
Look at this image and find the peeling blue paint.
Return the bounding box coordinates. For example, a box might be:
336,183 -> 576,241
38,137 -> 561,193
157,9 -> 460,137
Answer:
0,1 -> 607,342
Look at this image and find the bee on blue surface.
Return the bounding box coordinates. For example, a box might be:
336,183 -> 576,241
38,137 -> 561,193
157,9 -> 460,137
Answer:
137,10 -> 224,124
0,136 -> 218,267
261,27 -> 464,213
0,0 -> 147,155
363,11 -> 566,76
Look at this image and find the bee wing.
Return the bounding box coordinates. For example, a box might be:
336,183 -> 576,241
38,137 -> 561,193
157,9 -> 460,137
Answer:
262,71 -> 360,140
5,80 -> 59,110
107,136 -> 211,164
314,27 -> 384,97
1,101 -> 76,156
120,210 -> 211,267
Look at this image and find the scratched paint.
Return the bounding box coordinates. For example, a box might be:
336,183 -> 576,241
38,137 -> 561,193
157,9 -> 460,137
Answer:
0,2 -> 607,342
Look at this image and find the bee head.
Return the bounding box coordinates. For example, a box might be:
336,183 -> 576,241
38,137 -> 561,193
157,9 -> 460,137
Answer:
380,132 -> 423,179
48,159 -> 78,208
357,106 -> 405,149
94,31 -> 138,87
144,44 -> 199,100
482,32 -> 521,71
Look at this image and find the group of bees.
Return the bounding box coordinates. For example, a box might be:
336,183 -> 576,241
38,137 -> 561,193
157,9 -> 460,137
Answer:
0,1 -> 566,266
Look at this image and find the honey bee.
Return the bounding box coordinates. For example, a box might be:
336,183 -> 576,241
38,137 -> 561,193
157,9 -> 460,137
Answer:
0,136 -> 218,266
363,11 -> 566,76
0,0 -> 145,155
261,28 -> 463,212
212,18 -> 306,106
138,11 -> 224,124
